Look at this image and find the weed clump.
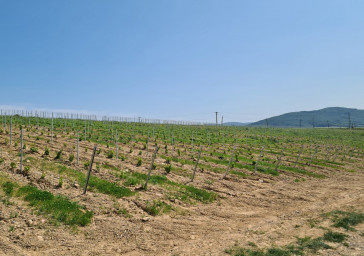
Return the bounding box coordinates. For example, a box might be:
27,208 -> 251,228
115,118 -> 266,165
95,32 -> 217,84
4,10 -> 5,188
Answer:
55,150 -> 62,160
165,164 -> 172,174
106,150 -> 114,159
328,210 -> 364,230
144,200 -> 172,216
69,154 -> 75,162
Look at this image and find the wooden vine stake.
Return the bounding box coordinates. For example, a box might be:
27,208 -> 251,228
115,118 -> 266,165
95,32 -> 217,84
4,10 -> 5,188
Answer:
10,116 -> 12,146
51,112 -> 53,144
20,128 -> 23,172
190,145 -> 202,182
294,144 -> 304,168
115,129 -> 118,159
143,146 -> 159,190
223,144 -> 237,179
332,146 -> 342,162
254,146 -> 264,174
83,145 -> 97,195
275,146 -> 286,172
325,145 -> 331,162
146,130 -> 150,157
77,130 -> 79,165
308,145 -> 319,166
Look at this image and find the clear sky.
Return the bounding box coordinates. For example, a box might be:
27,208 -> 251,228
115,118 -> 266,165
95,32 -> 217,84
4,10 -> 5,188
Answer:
1,0 -> 364,123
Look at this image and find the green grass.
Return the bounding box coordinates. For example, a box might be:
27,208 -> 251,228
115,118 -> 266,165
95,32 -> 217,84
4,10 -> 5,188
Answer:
101,162 -> 120,171
17,185 -> 93,226
144,200 -> 173,216
87,175 -> 134,197
225,229 -> 348,256
2,181 -> 15,196
323,231 -> 347,243
295,236 -> 331,252
280,166 -> 325,178
225,246 -> 292,256
30,159 -> 134,198
119,170 -> 218,203
0,177 -> 93,226
327,210 -> 364,230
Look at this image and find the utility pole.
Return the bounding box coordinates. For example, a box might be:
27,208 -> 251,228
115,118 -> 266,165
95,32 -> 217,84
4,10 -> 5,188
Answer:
312,117 -> 315,128
299,119 -> 302,128
327,121 -> 330,128
215,112 -> 218,126
266,119 -> 268,129
221,116 -> 223,126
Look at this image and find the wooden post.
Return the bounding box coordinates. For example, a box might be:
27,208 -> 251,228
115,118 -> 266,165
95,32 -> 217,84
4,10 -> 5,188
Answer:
254,146 -> 264,174
275,146 -> 286,172
115,129 -> 118,159
10,116 -> 12,146
51,112 -> 53,143
223,144 -> 237,179
133,120 -> 135,141
84,120 -> 87,142
144,146 -> 159,189
171,132 -> 174,154
83,145 -> 97,195
20,128 -> 23,172
349,148 -> 354,158
294,144 -> 304,168
77,130 -> 79,165
325,145 -> 331,162
332,146 -> 341,162
308,146 -> 319,166
208,133 -> 211,151
191,131 -> 194,152
146,130 -> 150,157
191,145 -> 202,182
341,147 -> 348,161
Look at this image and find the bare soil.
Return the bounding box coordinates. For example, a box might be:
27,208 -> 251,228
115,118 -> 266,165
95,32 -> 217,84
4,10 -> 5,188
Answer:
0,130 -> 364,256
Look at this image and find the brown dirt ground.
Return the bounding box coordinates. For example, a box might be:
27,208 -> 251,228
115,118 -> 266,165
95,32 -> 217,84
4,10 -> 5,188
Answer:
0,129 -> 364,256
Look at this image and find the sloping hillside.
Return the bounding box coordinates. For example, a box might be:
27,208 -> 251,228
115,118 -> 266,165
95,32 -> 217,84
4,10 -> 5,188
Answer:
250,107 -> 364,128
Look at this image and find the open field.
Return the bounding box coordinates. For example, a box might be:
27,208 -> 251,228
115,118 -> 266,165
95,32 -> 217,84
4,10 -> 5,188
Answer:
1,114 -> 364,255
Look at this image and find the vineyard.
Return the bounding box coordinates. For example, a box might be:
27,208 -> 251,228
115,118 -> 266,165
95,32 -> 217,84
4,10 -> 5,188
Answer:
1,112 -> 364,255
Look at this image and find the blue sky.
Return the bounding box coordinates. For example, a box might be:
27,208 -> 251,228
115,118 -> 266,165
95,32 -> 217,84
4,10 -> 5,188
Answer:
1,0 -> 364,123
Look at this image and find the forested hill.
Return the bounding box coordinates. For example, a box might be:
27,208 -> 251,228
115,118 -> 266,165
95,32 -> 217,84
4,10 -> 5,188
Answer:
249,107 -> 364,128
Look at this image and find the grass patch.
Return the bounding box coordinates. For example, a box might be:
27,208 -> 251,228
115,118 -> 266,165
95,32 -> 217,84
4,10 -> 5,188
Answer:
178,185 -> 217,203
17,185 -> 93,226
30,159 -> 134,198
119,170 -> 218,203
225,246 -> 291,256
323,231 -> 347,243
326,210 -> 364,230
101,162 -> 120,171
280,166 -> 325,178
144,200 -> 173,216
295,236 -> 331,252
2,181 -> 16,196
87,176 -> 134,198
0,178 -> 93,226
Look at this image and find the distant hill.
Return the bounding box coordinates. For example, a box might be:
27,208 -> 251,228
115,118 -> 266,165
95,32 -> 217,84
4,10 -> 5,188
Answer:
249,107 -> 364,128
224,122 -> 251,126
